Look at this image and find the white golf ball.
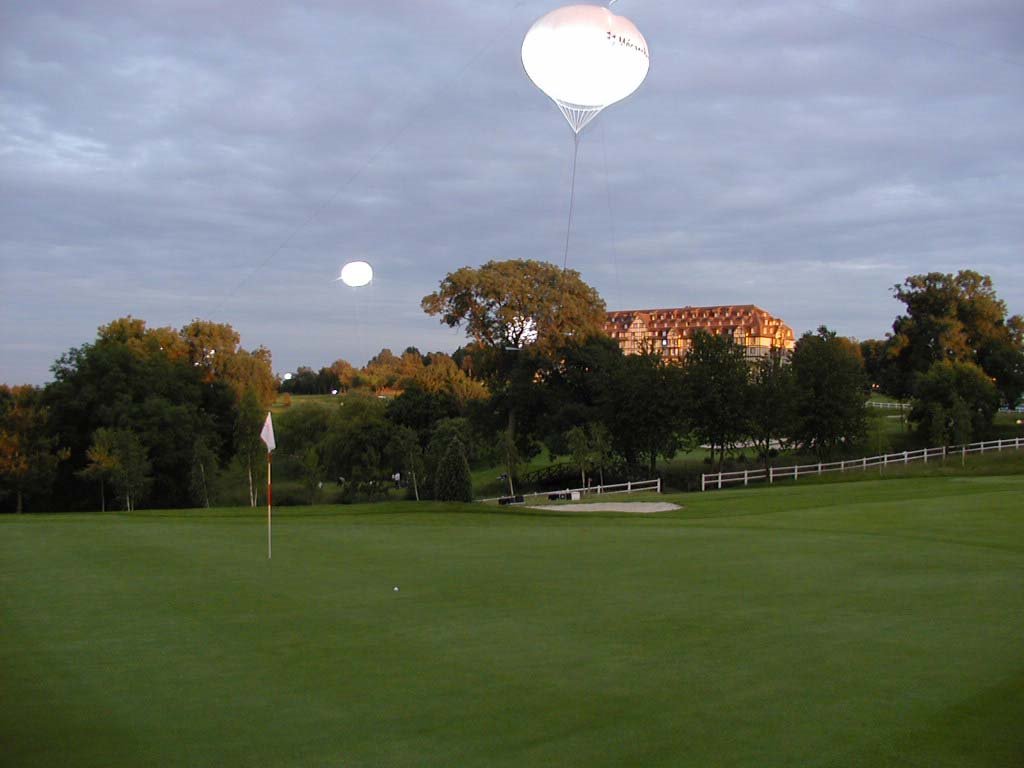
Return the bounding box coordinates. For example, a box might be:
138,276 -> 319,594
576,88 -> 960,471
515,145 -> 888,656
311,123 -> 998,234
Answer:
393,586 -> 399,592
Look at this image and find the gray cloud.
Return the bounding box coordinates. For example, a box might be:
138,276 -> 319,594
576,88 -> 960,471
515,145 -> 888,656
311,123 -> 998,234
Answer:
2,0 -> 1023,383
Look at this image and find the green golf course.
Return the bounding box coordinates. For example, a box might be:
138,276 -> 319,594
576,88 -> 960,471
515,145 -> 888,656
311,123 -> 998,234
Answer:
3,474 -> 1023,767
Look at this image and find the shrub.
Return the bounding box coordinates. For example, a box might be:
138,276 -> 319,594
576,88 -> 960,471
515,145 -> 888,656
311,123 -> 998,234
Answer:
433,438 -> 473,502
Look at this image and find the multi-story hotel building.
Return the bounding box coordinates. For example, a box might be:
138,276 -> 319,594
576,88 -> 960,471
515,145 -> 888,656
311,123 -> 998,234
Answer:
604,305 -> 796,361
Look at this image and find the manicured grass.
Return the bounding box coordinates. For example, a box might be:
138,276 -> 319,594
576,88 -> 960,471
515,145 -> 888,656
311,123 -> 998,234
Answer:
3,476 -> 1024,767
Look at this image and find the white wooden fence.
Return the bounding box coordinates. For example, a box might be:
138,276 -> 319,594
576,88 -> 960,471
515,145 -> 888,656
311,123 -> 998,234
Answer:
867,401 -> 908,410
479,478 -> 661,505
700,437 -> 1024,491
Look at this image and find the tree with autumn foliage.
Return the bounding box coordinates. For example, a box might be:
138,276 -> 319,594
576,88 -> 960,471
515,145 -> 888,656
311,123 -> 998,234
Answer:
77,427 -> 118,512
422,260 -> 606,357
0,385 -> 69,513
43,318 -> 241,510
422,259 -> 606,493
180,319 -> 276,406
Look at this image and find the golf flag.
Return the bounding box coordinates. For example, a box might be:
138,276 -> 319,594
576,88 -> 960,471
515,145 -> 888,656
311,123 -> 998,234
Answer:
260,412 -> 275,453
261,412 -> 274,559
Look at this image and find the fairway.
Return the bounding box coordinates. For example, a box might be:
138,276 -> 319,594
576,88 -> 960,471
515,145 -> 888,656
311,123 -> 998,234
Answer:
3,476 -> 1023,767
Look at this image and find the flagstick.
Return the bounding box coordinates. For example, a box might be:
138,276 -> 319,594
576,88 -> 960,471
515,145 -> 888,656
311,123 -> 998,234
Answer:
259,411 -> 276,561
267,451 -> 273,559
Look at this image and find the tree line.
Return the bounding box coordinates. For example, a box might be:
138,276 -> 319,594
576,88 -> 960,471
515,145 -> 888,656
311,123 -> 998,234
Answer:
0,318 -> 275,513
1,263 -> 1021,512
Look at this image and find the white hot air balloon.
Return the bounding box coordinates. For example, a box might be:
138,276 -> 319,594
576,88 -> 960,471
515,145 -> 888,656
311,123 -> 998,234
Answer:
522,4 -> 650,135
338,260 -> 373,288
522,5 -> 650,268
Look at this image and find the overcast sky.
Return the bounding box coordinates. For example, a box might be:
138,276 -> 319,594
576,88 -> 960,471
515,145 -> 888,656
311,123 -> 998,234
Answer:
2,1 -> 1022,384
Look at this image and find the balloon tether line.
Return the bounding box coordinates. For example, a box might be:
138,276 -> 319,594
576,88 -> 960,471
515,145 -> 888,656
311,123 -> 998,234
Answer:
599,121 -> 621,307
562,132 -> 581,270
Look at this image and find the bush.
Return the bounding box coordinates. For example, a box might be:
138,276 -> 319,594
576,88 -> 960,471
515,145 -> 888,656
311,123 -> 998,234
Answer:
434,438 -> 473,502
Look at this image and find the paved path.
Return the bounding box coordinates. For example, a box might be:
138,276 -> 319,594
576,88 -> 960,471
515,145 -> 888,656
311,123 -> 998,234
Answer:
526,501 -> 680,514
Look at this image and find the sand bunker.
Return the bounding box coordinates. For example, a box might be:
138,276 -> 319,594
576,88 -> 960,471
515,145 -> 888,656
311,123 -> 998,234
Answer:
526,501 -> 679,514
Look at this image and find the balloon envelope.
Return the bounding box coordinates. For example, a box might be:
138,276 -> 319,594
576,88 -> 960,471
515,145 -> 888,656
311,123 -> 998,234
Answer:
522,4 -> 649,133
339,261 -> 373,287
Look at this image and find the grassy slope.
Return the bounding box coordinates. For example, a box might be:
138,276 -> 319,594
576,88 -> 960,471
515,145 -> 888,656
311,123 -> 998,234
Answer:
2,476 -> 1023,767
271,393 -> 347,413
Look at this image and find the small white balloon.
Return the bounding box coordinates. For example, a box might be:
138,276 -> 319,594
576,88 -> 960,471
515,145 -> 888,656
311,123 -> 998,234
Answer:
339,261 -> 373,287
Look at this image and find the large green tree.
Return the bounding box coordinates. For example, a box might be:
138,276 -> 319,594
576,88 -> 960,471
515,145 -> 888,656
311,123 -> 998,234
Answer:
790,327 -> 868,460
535,334 -> 690,480
747,352 -> 797,469
978,337 -> 1024,409
536,336 -> 623,444
683,331 -> 749,471
887,271 -> 1024,405
317,395 -> 396,487
421,259 -> 606,356
909,360 -> 1000,445
603,352 -> 689,476
385,384 -> 461,449
45,323 -> 237,510
422,260 -> 607,493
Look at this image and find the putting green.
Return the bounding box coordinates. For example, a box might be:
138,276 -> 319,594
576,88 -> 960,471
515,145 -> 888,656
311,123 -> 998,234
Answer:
2,475 -> 1022,767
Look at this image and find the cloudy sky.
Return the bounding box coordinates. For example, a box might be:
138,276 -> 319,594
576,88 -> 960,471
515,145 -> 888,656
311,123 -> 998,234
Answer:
2,1 -> 1022,384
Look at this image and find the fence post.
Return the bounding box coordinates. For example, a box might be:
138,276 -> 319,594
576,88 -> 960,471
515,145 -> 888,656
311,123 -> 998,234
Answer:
817,463 -> 822,475
840,460 -> 845,472
718,474 -> 723,490
794,465 -> 798,481
657,477 -> 662,494
627,480 -> 632,492
962,445 -> 966,467
903,451 -> 908,465
862,457 -> 867,470
769,466 -> 774,484
744,470 -> 749,487
701,475 -> 706,492
924,449 -> 928,464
